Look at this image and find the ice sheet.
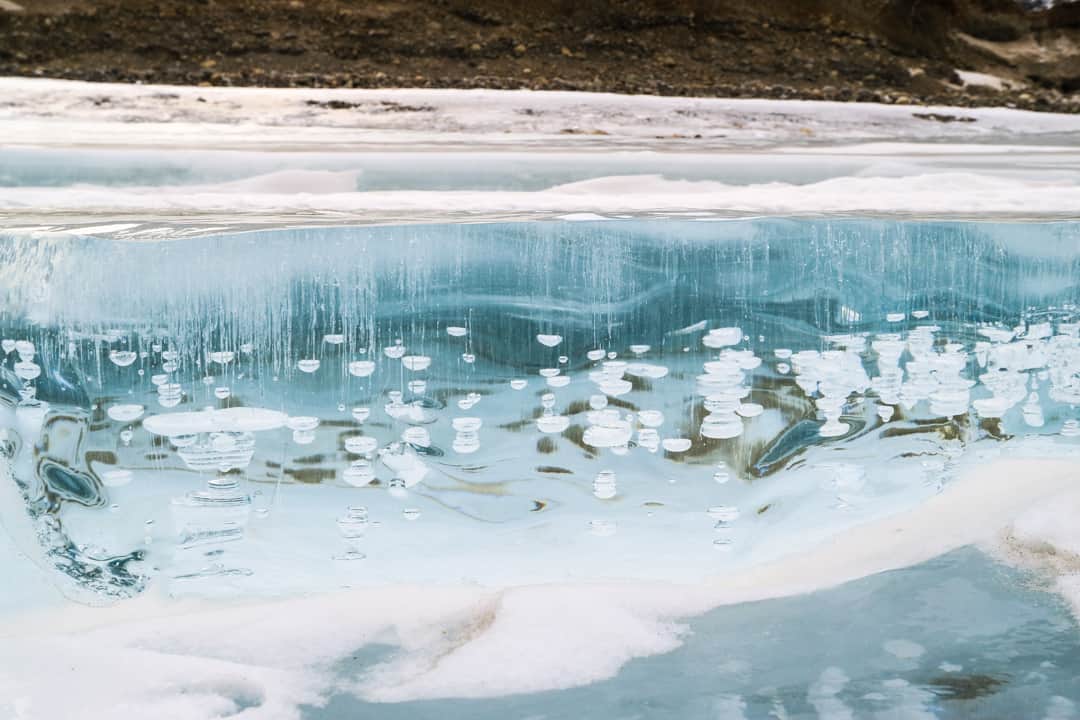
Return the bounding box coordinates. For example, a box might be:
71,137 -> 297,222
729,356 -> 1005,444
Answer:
5,79 -> 1080,719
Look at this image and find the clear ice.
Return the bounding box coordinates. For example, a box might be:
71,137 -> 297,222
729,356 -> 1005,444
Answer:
2,217 -> 1080,603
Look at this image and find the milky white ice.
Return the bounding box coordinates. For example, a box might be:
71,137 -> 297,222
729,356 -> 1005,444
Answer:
1,77 -> 1080,229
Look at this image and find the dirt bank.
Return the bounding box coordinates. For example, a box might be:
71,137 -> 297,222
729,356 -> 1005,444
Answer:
1,0 -> 1079,112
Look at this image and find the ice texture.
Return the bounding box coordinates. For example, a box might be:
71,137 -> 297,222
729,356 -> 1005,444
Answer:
2,217 -> 1080,607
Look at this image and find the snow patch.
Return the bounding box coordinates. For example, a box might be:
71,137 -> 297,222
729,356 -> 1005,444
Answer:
955,70 -> 1012,91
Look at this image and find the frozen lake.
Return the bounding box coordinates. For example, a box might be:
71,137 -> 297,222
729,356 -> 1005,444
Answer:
309,548 -> 1080,720
3,80 -> 1080,720
3,217 -> 1080,593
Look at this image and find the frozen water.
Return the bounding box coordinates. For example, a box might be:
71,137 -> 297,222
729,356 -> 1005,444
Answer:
3,217 -> 1080,603
4,214 -> 1080,716
305,549 -> 1080,719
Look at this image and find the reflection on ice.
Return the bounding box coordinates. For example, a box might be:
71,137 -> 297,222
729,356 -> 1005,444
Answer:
2,218 -> 1080,603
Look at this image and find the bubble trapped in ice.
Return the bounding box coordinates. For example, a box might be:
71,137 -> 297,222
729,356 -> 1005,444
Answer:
2,216 -> 1080,618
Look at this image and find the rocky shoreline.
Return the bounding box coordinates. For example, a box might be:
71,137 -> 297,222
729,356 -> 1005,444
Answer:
1,0 -> 1079,113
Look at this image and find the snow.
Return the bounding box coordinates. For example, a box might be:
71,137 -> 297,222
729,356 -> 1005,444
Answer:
2,79 -> 1079,226
996,481 -> 1080,624
3,454 -> 1080,716
2,77 -> 1079,152
955,69 -> 1012,91
4,169 -> 1080,224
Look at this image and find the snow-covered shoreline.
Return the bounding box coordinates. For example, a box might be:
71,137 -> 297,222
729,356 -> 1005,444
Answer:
3,79 -> 1080,225
3,77 -> 1080,151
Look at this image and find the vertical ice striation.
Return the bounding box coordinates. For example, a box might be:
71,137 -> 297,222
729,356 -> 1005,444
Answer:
1,218 -> 1080,600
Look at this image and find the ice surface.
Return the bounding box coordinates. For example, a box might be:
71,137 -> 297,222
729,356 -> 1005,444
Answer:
4,217 -> 1080,606
304,548 -> 1080,719
5,163 -> 1080,224
4,77 -> 1080,229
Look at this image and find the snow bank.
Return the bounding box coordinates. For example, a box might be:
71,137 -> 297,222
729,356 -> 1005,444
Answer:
2,76 -> 1079,152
